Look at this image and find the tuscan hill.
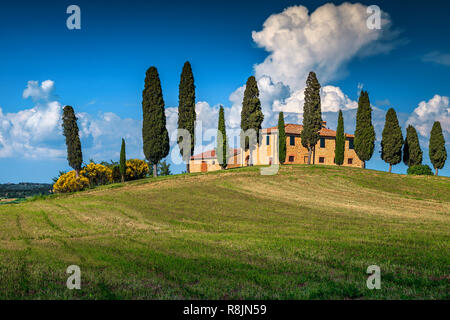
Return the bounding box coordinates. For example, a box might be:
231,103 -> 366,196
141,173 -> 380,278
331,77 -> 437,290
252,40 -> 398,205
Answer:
0,165 -> 448,299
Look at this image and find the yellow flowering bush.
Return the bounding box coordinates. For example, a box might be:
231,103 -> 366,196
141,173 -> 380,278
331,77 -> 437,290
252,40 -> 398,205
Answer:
53,160 -> 147,193
53,171 -> 90,193
125,159 -> 149,180
81,162 -> 113,186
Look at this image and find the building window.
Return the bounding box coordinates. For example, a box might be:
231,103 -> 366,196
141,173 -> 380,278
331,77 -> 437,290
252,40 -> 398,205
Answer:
289,136 -> 295,146
348,158 -> 353,165
349,138 -> 354,150
319,157 -> 325,163
289,156 -> 294,162
266,135 -> 270,146
320,138 -> 325,148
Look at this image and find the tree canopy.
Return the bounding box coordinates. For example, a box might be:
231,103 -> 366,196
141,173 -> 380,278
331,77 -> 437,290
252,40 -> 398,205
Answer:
142,66 -> 170,176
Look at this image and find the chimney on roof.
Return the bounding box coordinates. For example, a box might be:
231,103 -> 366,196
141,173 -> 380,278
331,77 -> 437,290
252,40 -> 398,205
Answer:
322,121 -> 327,128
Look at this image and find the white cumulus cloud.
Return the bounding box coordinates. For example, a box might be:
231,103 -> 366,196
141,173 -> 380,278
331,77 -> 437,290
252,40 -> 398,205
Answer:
219,2 -> 400,134
252,3 -> 395,89
0,80 -> 65,159
407,95 -> 450,138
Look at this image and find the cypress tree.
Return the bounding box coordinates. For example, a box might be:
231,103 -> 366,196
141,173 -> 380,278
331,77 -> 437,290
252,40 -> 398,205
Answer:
62,105 -> 83,178
119,138 -> 126,182
216,106 -> 228,169
240,76 -> 264,165
301,71 -> 322,164
177,61 -> 196,173
142,66 -> 170,177
429,121 -> 447,176
278,112 -> 286,164
354,90 -> 376,168
381,108 -> 403,173
335,110 -> 345,166
403,125 -> 422,167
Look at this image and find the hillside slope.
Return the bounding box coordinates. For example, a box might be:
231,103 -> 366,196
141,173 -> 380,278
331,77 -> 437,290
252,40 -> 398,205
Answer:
0,165 -> 449,299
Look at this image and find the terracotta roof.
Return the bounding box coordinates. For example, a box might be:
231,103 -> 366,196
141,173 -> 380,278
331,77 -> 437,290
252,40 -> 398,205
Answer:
190,148 -> 241,160
264,123 -> 354,138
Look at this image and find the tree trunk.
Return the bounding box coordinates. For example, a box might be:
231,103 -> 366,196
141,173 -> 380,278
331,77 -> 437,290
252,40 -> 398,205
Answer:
153,163 -> 158,177
312,146 -> 316,164
435,167 -> 438,176
75,169 -> 79,178
362,161 -> 366,169
307,148 -> 312,165
186,163 -> 190,174
389,164 -> 392,173
121,175 -> 124,183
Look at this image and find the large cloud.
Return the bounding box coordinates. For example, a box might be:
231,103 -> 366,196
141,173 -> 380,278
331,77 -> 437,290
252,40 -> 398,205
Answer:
220,2 -> 399,133
252,3 -> 394,89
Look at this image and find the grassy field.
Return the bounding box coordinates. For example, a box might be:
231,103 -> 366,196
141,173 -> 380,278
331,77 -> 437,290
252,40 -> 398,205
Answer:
0,165 -> 449,299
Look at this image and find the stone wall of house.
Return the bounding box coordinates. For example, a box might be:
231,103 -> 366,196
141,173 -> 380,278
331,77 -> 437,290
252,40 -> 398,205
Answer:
244,133 -> 278,166
190,132 -> 363,172
227,154 -> 243,169
313,137 -> 363,167
253,134 -> 363,168
189,158 -> 221,173
189,153 -> 244,173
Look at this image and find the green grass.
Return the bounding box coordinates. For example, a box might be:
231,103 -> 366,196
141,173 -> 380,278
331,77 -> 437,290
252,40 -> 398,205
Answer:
0,165 -> 449,299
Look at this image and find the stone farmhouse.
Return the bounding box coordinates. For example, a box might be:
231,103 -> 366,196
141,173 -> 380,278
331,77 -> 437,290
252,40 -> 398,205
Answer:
189,122 -> 363,173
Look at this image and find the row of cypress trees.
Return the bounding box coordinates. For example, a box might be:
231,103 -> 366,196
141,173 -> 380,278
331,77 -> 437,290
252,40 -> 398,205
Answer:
141,62 -> 196,176
275,71 -> 446,175
63,66 -> 446,178
380,108 -> 447,175
62,62 -> 195,179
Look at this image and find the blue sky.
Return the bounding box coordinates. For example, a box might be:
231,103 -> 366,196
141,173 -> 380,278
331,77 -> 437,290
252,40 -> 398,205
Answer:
0,0 -> 449,182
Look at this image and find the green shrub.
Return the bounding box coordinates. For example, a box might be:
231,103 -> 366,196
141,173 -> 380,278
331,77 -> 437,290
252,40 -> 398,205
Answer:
111,165 -> 121,182
407,164 -> 433,176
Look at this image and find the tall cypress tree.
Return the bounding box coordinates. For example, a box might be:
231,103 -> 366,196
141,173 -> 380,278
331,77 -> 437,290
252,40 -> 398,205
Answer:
62,105 -> 83,178
403,125 -> 422,167
381,108 -> 403,173
216,106 -> 228,169
301,71 -> 322,164
335,110 -> 345,166
142,66 -> 170,177
354,90 -> 376,168
429,121 -> 447,176
177,61 -> 196,173
278,112 -> 286,164
119,138 -> 126,182
240,76 -> 264,165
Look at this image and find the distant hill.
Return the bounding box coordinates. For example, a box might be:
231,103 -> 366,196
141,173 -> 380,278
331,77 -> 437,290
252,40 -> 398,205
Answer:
0,182 -> 52,198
